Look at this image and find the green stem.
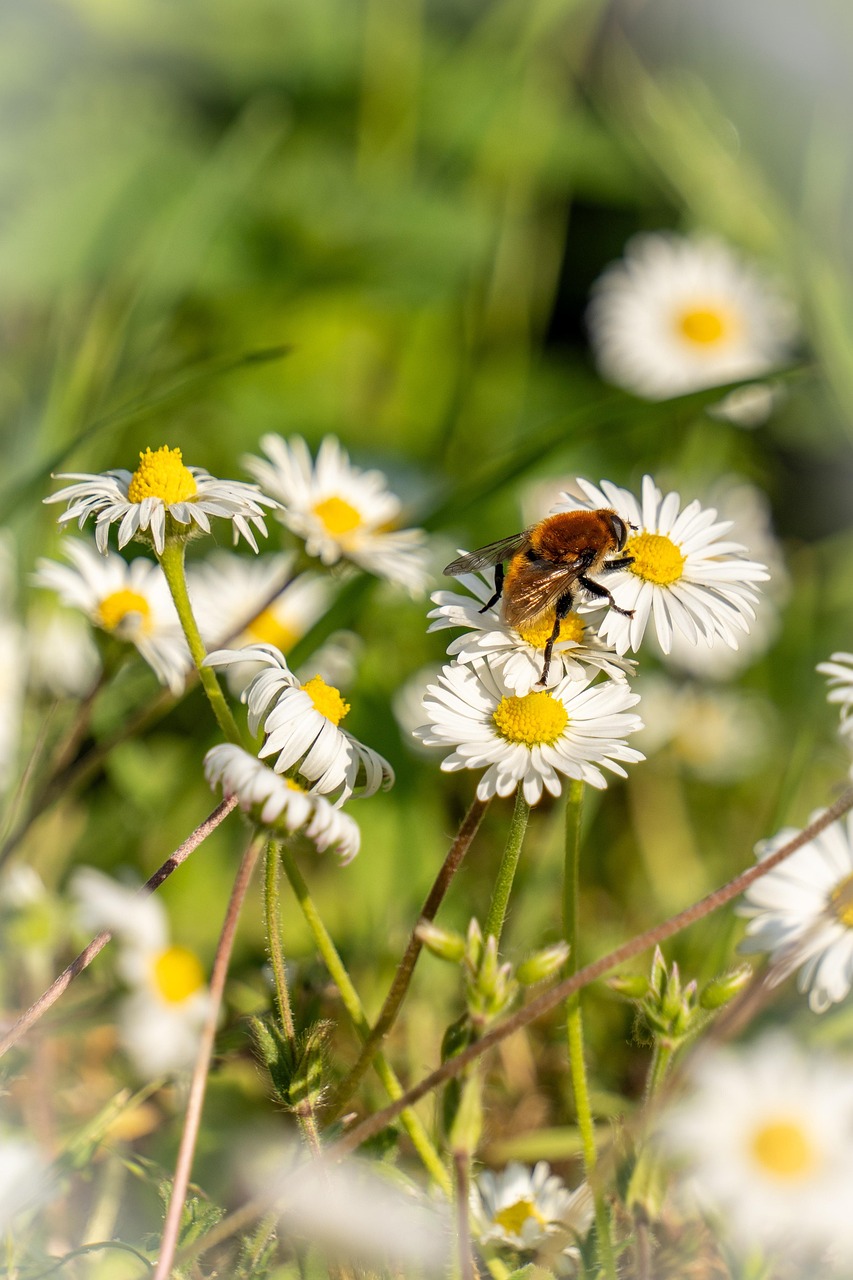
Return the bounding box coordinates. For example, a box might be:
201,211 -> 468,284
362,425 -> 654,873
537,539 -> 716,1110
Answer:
563,780 -> 617,1280
647,1039 -> 676,1099
483,787 -> 530,945
158,540 -> 242,745
278,843 -> 452,1196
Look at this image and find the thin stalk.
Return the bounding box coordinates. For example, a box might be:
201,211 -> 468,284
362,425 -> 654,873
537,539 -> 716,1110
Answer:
483,788 -> 530,945
331,795 -> 489,1115
563,780 -> 617,1280
646,1040 -> 676,1099
158,540 -> 242,745
152,832 -> 263,1280
278,843 -> 451,1195
453,1150 -> 475,1280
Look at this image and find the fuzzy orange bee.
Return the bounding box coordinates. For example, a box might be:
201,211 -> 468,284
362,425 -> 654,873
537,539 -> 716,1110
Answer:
443,508 -> 635,685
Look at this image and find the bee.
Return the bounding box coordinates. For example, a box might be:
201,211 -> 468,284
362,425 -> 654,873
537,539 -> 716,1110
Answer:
443,508 -> 635,686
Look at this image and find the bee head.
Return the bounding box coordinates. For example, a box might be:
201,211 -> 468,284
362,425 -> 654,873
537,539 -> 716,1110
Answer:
607,511 -> 631,551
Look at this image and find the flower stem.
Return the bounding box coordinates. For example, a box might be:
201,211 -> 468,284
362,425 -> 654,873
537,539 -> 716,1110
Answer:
278,843 -> 452,1195
158,539 -> 242,745
563,779 -> 617,1280
483,787 -> 530,945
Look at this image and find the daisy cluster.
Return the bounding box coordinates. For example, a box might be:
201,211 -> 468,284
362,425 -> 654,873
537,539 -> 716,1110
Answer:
417,472 -> 770,804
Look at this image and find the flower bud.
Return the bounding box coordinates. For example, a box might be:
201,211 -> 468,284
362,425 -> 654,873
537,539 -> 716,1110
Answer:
699,965 -> 752,1010
517,941 -> 570,986
416,920 -> 466,963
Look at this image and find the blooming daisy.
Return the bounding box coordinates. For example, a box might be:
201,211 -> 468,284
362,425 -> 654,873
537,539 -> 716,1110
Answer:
204,744 -> 360,863
414,662 -> 643,803
551,476 -> 769,657
818,652 -> 853,738
45,444 -> 279,556
34,539 -> 190,694
428,566 -> 634,695
243,435 -> 429,593
204,644 -> 394,803
659,1033 -> 853,1260
470,1161 -> 593,1271
70,867 -> 211,1077
739,809 -> 853,1013
587,232 -> 796,411
188,550 -> 331,653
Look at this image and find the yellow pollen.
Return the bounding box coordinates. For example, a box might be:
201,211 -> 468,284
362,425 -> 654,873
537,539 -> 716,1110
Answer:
300,674 -> 350,726
494,1198 -> 547,1236
127,446 -> 198,506
492,691 -> 568,746
96,588 -> 152,634
247,607 -> 300,653
516,610 -> 585,650
830,873 -> 853,928
676,306 -> 729,346
312,495 -> 363,538
749,1117 -> 818,1182
625,532 -> 685,587
285,778 -> 307,793
151,944 -> 205,1005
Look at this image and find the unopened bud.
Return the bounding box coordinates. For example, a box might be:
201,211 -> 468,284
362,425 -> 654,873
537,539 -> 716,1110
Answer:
517,941 -> 570,986
416,920 -> 466,963
608,973 -> 651,1001
700,965 -> 752,1010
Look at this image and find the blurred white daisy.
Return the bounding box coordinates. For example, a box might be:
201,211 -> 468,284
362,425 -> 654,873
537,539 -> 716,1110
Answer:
45,445 -> 278,555
587,232 -> 796,414
428,568 -> 634,695
818,652 -> 853,740
660,1033 -> 853,1260
0,1136 -> 47,1231
739,810 -> 853,1013
414,661 -> 643,803
204,644 -> 394,803
204,744 -> 360,863
26,605 -> 101,700
244,435 -> 429,593
34,539 -> 190,694
70,867 -> 211,1078
470,1161 -> 593,1272
635,675 -> 773,783
551,476 -> 769,657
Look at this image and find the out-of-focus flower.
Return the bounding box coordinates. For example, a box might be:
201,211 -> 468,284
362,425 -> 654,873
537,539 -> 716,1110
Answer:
470,1161 -> 593,1272
819,653 -> 853,741
34,538 -> 190,693
0,1136 -> 47,1231
414,661 -> 643,803
660,1034 -> 853,1262
27,606 -> 101,700
551,476 -> 768,657
635,675 -> 773,782
587,232 -> 796,419
244,435 -> 429,594
739,810 -> 853,1013
204,745 -> 360,863
70,868 -> 210,1078
392,663 -> 444,755
45,445 -> 278,555
204,644 -> 394,803
428,567 -> 634,695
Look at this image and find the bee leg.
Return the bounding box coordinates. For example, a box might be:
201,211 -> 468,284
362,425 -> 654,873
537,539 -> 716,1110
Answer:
602,555 -> 634,573
478,562 -> 505,614
537,591 -> 574,686
578,575 -> 634,619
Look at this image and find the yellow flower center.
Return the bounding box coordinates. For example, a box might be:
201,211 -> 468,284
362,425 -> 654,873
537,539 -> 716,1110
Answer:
300,674 -> 350,725
625,532 -> 685,587
676,306 -> 730,347
492,691 -> 569,746
285,778 -> 307,793
96,589 -> 152,634
494,1198 -> 546,1236
246,607 -> 300,653
829,872 -> 853,928
127,446 -> 198,506
516,610 -> 585,650
749,1117 -> 818,1182
151,944 -> 205,1004
312,495 -> 363,537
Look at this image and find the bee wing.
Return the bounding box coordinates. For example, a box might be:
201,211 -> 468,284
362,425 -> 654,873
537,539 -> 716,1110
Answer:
502,559 -> 582,629
443,531 -> 532,577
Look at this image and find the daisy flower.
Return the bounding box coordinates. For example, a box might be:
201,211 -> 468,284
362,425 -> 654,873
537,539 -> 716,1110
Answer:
204,744 -> 360,863
26,605 -> 101,699
739,809 -> 853,1013
587,232 -> 796,412
659,1033 -> 853,1260
428,567 -> 634,695
414,662 -> 643,803
551,476 -> 769,657
34,538 -> 190,694
204,643 -> 394,803
45,444 -> 279,556
188,550 -> 331,653
818,652 -> 853,738
470,1161 -> 593,1271
243,435 -> 429,593
70,867 -> 211,1078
